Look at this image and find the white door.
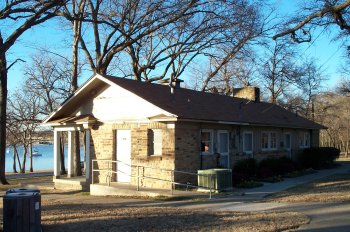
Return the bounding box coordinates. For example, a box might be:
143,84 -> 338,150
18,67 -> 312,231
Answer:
116,130 -> 131,182
218,131 -> 229,168
284,133 -> 292,158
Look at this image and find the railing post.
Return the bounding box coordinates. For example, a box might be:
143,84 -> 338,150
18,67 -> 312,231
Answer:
137,165 -> 140,191
171,170 -> 174,195
92,160 -> 94,184
108,160 -> 111,186
209,174 -> 212,199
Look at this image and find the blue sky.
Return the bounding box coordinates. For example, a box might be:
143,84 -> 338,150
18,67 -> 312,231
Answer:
275,0 -> 345,89
6,0 -> 346,92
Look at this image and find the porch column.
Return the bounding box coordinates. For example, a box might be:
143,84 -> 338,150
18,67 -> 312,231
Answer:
67,131 -> 75,178
53,130 -> 61,177
85,129 -> 91,182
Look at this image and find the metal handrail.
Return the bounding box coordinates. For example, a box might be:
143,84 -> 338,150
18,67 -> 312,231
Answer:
91,159 -> 217,199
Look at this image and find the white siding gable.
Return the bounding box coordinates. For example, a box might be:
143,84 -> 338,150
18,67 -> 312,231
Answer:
75,83 -> 173,122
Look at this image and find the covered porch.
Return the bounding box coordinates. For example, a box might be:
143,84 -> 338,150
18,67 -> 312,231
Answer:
48,115 -> 98,191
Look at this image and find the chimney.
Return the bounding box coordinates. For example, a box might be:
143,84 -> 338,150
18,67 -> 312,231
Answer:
232,86 -> 260,102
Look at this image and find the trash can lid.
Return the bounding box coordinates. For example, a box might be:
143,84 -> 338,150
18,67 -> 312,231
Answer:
6,187 -> 40,194
4,192 -> 39,199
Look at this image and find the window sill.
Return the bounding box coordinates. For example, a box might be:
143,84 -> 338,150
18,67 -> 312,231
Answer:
148,155 -> 162,161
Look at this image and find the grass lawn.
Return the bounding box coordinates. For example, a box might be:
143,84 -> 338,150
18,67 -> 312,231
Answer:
265,173 -> 350,203
0,175 -> 310,232
40,202 -> 309,232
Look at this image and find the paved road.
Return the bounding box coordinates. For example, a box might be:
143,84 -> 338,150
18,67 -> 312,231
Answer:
277,202 -> 350,232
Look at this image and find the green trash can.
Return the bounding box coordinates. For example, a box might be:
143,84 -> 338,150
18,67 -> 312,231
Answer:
3,190 -> 41,232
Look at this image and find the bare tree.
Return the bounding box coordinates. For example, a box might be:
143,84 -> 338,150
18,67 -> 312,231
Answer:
24,54 -> 72,114
7,90 -> 41,173
6,115 -> 22,173
196,1 -> 270,92
59,0 -> 206,76
296,59 -> 326,119
24,54 -> 72,174
314,92 -> 350,155
273,0 -> 350,43
0,0 -> 65,184
259,40 -> 300,104
337,77 -> 350,94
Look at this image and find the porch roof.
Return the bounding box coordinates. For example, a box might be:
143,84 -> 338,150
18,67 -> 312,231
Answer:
46,114 -> 98,126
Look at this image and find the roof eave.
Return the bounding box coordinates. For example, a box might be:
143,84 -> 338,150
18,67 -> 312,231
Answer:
42,74 -> 102,124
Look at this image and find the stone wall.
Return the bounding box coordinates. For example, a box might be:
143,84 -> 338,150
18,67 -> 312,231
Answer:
90,121 -> 321,190
90,122 -> 175,189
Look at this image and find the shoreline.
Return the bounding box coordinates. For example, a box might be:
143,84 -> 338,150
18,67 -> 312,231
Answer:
5,170 -> 53,179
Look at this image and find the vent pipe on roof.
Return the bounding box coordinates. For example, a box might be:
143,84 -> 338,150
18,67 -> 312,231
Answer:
159,77 -> 184,94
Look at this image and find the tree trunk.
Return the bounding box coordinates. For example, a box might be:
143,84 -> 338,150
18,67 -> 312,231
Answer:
14,145 -> 22,171
74,131 -> 82,176
20,144 -> 27,173
60,135 -> 66,175
71,0 -> 85,178
29,137 -> 33,172
12,145 -> 17,173
0,38 -> 9,184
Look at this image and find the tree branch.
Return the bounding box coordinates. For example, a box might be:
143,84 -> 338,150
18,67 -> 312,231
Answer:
273,0 -> 350,41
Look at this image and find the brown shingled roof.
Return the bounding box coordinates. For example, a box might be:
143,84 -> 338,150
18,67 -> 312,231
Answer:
103,76 -> 325,130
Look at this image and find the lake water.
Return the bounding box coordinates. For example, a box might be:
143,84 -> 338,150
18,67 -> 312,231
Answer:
5,144 -> 84,173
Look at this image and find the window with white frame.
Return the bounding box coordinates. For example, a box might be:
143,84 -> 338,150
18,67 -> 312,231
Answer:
148,129 -> 162,155
201,130 -> 213,154
261,132 -> 278,151
299,132 -> 310,148
243,131 -> 253,154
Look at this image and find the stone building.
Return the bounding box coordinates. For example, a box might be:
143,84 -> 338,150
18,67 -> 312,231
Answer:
44,74 -> 325,192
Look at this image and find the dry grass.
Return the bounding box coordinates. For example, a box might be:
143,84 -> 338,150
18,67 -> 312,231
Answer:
266,174 -> 350,203
0,175 -> 310,231
40,200 -> 309,232
0,176 -> 52,191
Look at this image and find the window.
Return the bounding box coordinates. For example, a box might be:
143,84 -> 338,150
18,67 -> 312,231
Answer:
148,129 -> 162,156
243,131 -> 253,154
261,132 -> 278,151
201,130 -> 213,154
299,132 -> 310,148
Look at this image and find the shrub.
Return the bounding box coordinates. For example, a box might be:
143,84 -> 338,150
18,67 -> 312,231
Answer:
258,157 -> 296,177
232,172 -> 250,186
233,158 -> 258,177
257,166 -> 274,179
297,147 -> 340,169
232,158 -> 258,186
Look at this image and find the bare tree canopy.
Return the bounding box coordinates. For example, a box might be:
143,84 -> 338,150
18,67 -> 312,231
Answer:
273,0 -> 350,42
0,0 -> 66,184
